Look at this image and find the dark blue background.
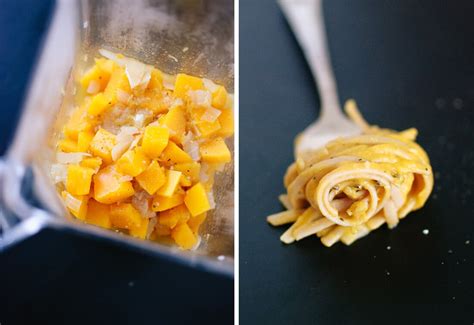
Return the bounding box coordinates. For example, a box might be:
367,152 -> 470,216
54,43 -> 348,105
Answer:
240,0 -> 474,324
0,1 -> 233,324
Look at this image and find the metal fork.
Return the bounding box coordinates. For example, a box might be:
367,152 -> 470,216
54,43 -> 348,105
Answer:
278,0 -> 360,156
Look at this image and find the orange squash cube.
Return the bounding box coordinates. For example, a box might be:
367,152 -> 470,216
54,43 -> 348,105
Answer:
171,223 -> 197,249
160,142 -> 192,165
116,147 -> 150,177
58,138 -> 78,152
66,165 -> 94,196
173,162 -> 201,183
85,200 -> 111,229
173,73 -> 204,99
158,204 -> 191,228
77,131 -> 94,152
161,106 -> 187,143
184,182 -> 211,217
81,157 -> 103,171
187,212 -> 207,234
196,119 -> 221,138
93,165 -> 135,204
135,160 -> 166,195
88,93 -> 110,116
217,108 -> 234,138
142,125 -> 169,158
110,203 -> 143,229
157,170 -> 182,197
211,86 -> 228,109
64,101 -> 95,140
152,193 -> 184,212
129,218 -> 149,239
90,128 -> 116,164
200,138 -> 231,164
103,66 -> 131,104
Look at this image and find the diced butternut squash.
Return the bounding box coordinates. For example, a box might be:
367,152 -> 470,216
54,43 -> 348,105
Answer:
110,203 -> 143,229
173,73 -> 204,99
85,200 -> 111,229
58,138 -> 78,152
81,157 -> 103,171
161,106 -> 186,143
157,170 -> 182,197
80,63 -> 112,91
88,93 -> 110,115
200,138 -> 231,163
77,131 -> 94,152
61,191 -> 88,220
158,204 -> 191,228
173,162 -> 201,183
142,125 -> 169,158
152,193 -> 184,212
66,165 -> 94,196
196,119 -> 221,138
154,224 -> 171,236
93,165 -> 135,204
179,174 -> 192,187
147,68 -> 163,91
187,212 -> 207,234
135,160 -> 166,195
90,128 -> 116,164
116,147 -> 150,177
129,218 -> 149,239
217,108 -> 234,138
211,86 -> 228,109
160,142 -> 192,165
171,223 -> 197,249
103,66 -> 131,104
184,183 -> 211,217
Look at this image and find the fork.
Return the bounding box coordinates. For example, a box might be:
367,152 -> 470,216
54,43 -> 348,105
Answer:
278,0 -> 360,157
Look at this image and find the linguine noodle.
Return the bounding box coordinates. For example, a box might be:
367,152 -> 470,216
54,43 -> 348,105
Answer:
267,100 -> 434,247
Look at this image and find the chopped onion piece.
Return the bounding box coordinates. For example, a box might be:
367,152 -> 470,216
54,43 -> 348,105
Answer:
188,90 -> 211,107
191,235 -> 202,251
203,78 -> 219,92
183,133 -> 200,161
119,175 -> 133,182
111,126 -> 138,161
51,163 -> 68,184
87,80 -> 100,94
199,163 -> 210,182
207,191 -> 216,209
132,190 -> 156,219
146,217 -> 158,239
125,58 -> 152,89
64,192 -> 82,212
162,73 -> 176,90
99,48 -> 125,66
200,107 -> 221,122
56,152 -> 91,164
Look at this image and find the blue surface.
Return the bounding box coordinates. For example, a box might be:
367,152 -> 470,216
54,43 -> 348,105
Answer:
0,0 -> 54,154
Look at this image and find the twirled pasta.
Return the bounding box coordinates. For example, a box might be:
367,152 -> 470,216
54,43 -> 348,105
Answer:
267,100 -> 434,247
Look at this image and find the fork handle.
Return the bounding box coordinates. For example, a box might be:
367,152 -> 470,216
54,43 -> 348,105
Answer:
279,0 -> 343,121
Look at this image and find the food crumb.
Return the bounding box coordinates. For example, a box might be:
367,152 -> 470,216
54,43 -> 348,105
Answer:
217,255 -> 225,261
385,270 -> 390,276
422,229 -> 429,235
448,249 -> 453,254
386,246 -> 391,250
441,261 -> 444,265
168,54 -> 178,62
182,47 -> 189,53
452,296 -> 456,300
465,240 -> 470,245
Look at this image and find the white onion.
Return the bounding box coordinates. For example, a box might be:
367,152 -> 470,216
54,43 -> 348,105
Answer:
132,190 -> 156,219
111,127 -> 137,161
203,78 -> 219,92
162,73 -> 176,90
200,107 -> 221,122
99,48 -> 125,66
56,152 -> 91,164
51,163 -> 68,184
125,58 -> 152,89
118,175 -> 133,182
86,80 -> 100,94
188,90 -> 211,107
64,192 -> 82,212
183,132 -> 200,161
207,191 -> 216,209
199,163 -> 210,182
146,217 -> 158,239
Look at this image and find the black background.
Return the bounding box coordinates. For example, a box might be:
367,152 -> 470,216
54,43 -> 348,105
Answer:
240,0 -> 473,324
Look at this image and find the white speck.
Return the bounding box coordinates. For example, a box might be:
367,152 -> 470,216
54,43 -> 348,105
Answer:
441,261 -> 444,265
168,54 -> 178,62
465,240 -> 470,245
83,21 -> 89,29
452,296 -> 456,300
128,281 -> 134,287
435,98 -> 446,109
386,270 -> 391,276
386,246 -> 391,250
217,255 -> 225,261
422,229 -> 429,235
456,261 -> 459,265
182,47 -> 189,53
373,255 -> 377,259
448,249 -> 453,254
